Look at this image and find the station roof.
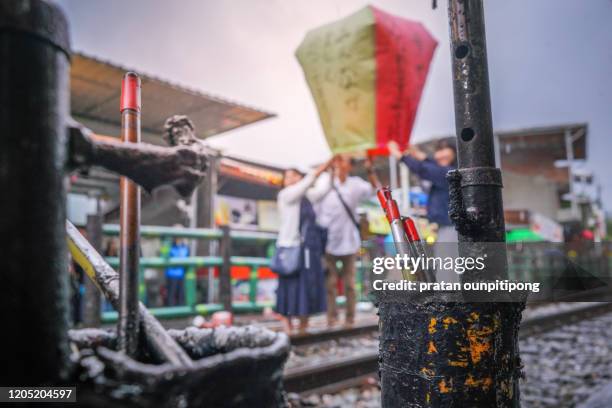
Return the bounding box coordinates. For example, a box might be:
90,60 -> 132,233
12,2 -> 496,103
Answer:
70,52 -> 274,141
68,52 -> 276,199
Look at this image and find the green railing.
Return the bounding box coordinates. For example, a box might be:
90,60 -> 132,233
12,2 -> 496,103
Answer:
99,224 -> 367,323
103,224 -> 278,241
100,224 -> 277,322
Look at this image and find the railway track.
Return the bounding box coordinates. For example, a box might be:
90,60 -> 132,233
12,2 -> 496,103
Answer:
289,322 -> 378,347
284,302 -> 612,395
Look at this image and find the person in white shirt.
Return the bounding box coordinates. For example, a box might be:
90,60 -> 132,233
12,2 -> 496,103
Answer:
317,154 -> 380,326
275,161 -> 332,333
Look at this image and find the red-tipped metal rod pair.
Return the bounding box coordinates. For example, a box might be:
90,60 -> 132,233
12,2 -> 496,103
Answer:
377,187 -> 432,282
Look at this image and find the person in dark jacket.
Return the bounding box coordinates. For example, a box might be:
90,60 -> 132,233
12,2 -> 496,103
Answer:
388,140 -> 456,228
388,140 -> 459,282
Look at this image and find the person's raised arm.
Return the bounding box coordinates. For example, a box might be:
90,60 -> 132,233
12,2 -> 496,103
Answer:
389,140 -> 427,176
388,141 -> 447,184
307,169 -> 333,203
279,160 -> 331,205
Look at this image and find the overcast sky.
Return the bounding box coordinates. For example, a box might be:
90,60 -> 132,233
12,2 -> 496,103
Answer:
58,0 -> 612,208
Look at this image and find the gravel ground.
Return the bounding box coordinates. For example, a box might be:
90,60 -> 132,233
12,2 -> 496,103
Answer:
520,311 -> 612,407
521,302 -> 598,320
286,332 -> 379,370
287,304 -> 612,408
287,387 -> 380,408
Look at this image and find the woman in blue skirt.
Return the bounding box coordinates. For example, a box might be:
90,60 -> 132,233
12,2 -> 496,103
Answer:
275,161 -> 332,333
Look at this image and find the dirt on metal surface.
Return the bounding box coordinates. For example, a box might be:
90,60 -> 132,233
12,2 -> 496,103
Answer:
68,123 -> 209,198
67,221 -> 193,367
69,326 -> 290,407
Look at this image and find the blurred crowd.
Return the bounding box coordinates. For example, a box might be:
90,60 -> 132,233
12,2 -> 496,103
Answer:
272,141 -> 457,333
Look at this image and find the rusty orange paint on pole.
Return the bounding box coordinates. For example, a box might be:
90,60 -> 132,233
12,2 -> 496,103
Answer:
118,72 -> 141,356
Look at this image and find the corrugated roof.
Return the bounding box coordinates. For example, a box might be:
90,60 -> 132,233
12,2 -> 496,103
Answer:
497,123 -> 587,161
70,52 -> 275,139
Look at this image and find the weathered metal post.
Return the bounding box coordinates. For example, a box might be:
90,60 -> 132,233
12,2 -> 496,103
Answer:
219,225 -> 233,311
67,221 -> 194,367
0,0 -> 72,385
118,72 -> 142,356
443,0 -> 524,403
447,0 -> 507,269
196,152 -> 220,302
378,1 -> 523,406
83,212 -> 103,327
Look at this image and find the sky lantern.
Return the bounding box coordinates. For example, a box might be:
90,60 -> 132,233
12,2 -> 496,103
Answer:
296,5 -> 438,154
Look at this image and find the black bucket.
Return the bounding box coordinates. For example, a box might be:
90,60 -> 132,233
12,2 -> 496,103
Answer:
69,326 -> 290,407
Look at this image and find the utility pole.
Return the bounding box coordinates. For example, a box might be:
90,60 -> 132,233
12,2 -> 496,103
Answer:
378,1 -> 524,406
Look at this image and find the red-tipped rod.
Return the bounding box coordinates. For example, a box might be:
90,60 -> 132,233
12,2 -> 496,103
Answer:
401,215 -> 423,258
377,187 -> 393,213
377,188 -> 407,245
402,216 -> 420,242
118,72 -> 142,357
402,216 -> 434,282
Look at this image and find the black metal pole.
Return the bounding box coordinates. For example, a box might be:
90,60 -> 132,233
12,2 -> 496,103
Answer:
441,0 -> 523,404
447,0 -> 508,283
379,1 -> 523,406
118,73 -> 141,356
0,0 -> 72,385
